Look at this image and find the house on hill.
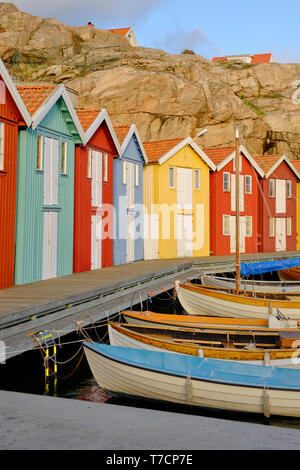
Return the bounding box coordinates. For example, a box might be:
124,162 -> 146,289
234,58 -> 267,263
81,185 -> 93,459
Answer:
106,27 -> 138,46
212,53 -> 273,64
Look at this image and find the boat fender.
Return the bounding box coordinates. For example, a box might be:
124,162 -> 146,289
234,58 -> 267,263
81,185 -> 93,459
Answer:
185,374 -> 194,405
197,347 -> 204,358
262,388 -> 271,419
264,352 -> 271,366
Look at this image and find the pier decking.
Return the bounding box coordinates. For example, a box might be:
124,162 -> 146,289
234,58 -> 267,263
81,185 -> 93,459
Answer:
1,251 -> 299,360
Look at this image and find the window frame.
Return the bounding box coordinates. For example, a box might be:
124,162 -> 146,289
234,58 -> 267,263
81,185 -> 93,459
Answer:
103,153 -> 108,182
269,217 -> 275,237
194,169 -> 200,190
269,179 -> 275,198
245,216 -> 252,237
223,214 -> 230,236
36,134 -> 43,171
169,166 -> 175,189
245,175 -> 252,194
61,141 -> 67,175
287,180 -> 292,198
223,172 -> 230,192
287,217 -> 292,236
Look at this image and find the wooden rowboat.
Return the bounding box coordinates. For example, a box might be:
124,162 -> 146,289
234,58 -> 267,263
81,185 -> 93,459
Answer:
83,342 -> 300,417
108,322 -> 300,368
201,274 -> 300,294
175,280 -> 300,320
279,266 -> 300,282
121,310 -> 300,332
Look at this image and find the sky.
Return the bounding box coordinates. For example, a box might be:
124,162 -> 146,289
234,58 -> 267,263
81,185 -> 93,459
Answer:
4,0 -> 300,62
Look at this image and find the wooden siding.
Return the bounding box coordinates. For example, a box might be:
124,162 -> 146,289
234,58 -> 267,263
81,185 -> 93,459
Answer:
0,77 -> 24,289
73,121 -> 117,273
14,100 -> 78,285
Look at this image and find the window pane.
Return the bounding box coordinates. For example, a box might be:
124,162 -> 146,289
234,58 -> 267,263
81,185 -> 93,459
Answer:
37,135 -> 43,170
87,149 -> 92,178
135,164 -> 139,186
223,215 -> 230,235
104,154 -> 108,182
246,216 -> 252,236
195,169 -> 200,189
123,160 -> 126,184
270,217 -> 275,237
269,179 -> 274,197
287,180 -> 292,198
61,142 -> 67,174
245,175 -> 251,194
287,217 -> 292,236
169,167 -> 174,188
223,173 -> 230,191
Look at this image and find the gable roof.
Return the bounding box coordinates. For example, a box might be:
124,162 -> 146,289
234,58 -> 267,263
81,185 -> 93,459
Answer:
255,154 -> 300,179
0,58 -> 31,126
204,144 -> 264,177
212,53 -> 272,64
143,137 -> 216,170
76,108 -> 121,153
114,124 -> 148,163
17,84 -> 85,142
292,160 -> 300,173
107,27 -> 131,37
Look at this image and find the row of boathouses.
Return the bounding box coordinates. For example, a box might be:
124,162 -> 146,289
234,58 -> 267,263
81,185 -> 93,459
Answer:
0,57 -> 300,289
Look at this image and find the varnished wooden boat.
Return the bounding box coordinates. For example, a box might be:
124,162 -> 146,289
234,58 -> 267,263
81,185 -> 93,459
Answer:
175,280 -> 300,320
121,310 -> 300,332
108,322 -> 300,368
201,274 -> 300,294
279,266 -> 300,282
83,342 -> 300,417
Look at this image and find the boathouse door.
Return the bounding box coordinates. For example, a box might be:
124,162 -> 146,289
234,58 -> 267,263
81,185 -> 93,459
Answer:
91,151 -> 102,269
126,162 -> 135,262
276,218 -> 286,251
42,137 -> 59,280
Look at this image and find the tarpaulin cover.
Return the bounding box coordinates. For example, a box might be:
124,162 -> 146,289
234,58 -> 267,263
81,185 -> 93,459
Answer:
240,258 -> 300,277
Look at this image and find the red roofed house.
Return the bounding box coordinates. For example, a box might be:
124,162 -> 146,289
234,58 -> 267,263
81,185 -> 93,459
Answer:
106,27 -> 138,46
0,59 -> 31,288
206,145 -> 264,256
212,53 -> 273,64
73,109 -> 121,273
256,154 -> 300,252
292,159 -> 300,250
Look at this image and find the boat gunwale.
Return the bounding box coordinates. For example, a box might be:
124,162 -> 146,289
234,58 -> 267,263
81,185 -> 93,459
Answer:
83,342 -> 300,392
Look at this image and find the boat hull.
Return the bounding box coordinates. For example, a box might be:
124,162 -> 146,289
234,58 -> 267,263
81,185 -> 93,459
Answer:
201,274 -> 300,294
83,343 -> 300,418
108,324 -> 300,368
175,281 -> 300,320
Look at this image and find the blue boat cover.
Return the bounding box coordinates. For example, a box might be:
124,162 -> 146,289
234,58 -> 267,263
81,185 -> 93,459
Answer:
240,258 -> 300,277
84,342 -> 300,390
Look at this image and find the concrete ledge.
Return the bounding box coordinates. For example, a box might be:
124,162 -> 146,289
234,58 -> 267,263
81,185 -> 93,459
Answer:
1,390 -> 300,450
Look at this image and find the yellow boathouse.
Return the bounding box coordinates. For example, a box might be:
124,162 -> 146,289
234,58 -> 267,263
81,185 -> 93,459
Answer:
143,137 -> 216,260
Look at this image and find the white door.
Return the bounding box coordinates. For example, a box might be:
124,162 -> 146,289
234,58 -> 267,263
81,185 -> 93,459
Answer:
42,211 -> 58,280
177,168 -> 193,209
177,214 -> 193,257
276,180 -> 286,214
229,216 -> 246,253
231,174 -> 244,212
144,212 -> 159,260
276,218 -> 286,251
44,137 -> 59,206
126,162 -> 135,262
91,214 -> 102,270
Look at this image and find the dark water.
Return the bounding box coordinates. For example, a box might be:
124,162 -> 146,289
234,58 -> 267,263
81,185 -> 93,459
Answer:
2,285 -> 300,431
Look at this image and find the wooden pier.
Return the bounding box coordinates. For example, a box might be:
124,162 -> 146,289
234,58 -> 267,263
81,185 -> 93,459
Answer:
1,251 -> 299,360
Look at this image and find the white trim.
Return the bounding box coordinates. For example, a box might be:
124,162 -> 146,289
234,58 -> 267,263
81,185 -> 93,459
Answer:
265,154 -> 300,180
84,108 -> 122,155
31,84 -> 85,144
119,124 -> 148,163
0,58 -> 31,127
216,144 -> 265,178
223,171 -> 230,192
245,174 -> 252,194
157,137 -> 216,171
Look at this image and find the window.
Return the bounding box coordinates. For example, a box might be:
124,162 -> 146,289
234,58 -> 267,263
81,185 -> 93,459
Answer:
223,215 -> 230,235
287,180 -> 292,198
103,153 -> 108,182
287,217 -> 292,236
269,179 -> 275,197
194,169 -> 200,189
61,141 -> 67,174
123,160 -> 127,185
269,217 -> 275,237
87,149 -> 92,178
223,172 -> 230,192
245,216 -> 252,236
135,164 -> 139,186
0,122 -> 4,171
36,135 -> 43,171
169,167 -> 175,188
233,154 -> 242,171
245,175 -> 252,194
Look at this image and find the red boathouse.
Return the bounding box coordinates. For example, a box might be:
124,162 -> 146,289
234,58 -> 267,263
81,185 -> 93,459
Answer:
73,109 -> 121,273
0,59 -> 31,288
205,145 -> 264,256
255,154 -> 300,253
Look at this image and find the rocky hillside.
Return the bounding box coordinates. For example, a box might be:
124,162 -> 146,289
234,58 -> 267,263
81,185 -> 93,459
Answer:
1,2 -> 300,158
